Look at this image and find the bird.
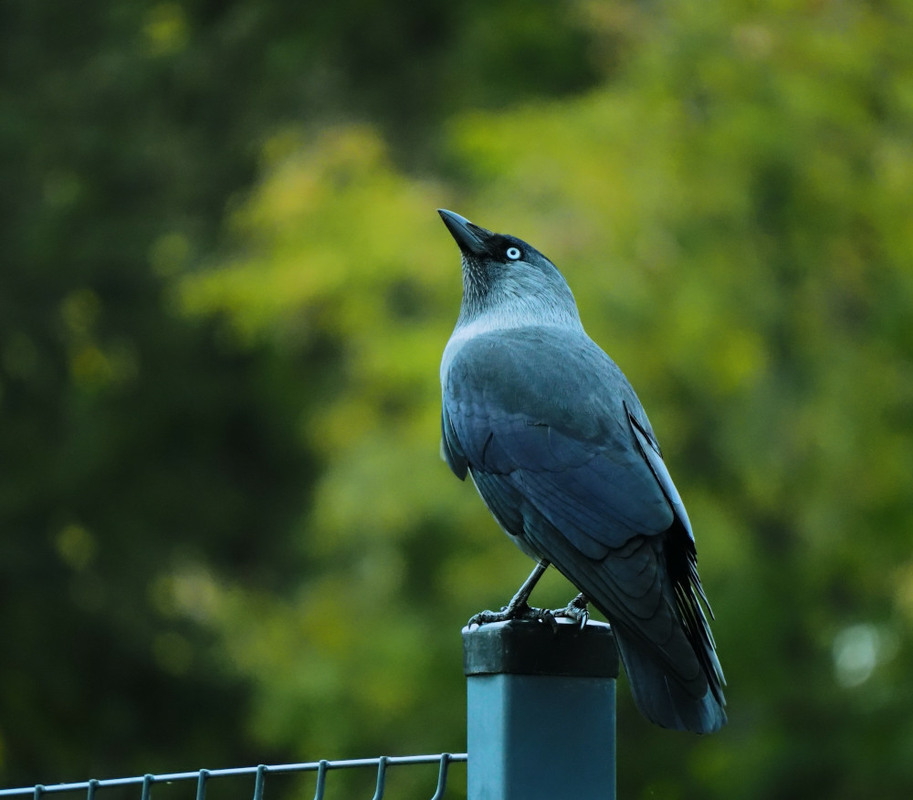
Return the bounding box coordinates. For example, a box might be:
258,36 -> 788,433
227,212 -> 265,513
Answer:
437,209 -> 726,734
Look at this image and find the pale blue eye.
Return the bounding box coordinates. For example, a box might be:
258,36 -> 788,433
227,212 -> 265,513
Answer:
506,247 -> 521,260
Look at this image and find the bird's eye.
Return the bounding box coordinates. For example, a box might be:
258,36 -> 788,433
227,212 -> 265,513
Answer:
505,246 -> 521,260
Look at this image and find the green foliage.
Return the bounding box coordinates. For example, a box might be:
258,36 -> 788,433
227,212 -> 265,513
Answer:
4,0 -> 913,798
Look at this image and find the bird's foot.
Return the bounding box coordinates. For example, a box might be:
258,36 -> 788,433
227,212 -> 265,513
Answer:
468,596 -> 589,632
550,593 -> 590,629
468,601 -> 558,629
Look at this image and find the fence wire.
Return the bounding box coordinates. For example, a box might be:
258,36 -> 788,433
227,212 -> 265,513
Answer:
0,753 -> 467,800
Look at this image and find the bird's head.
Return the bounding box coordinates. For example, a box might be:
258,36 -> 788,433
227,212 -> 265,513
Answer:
438,209 -> 581,331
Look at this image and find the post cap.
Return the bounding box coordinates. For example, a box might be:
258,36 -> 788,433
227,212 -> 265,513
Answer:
462,618 -> 619,678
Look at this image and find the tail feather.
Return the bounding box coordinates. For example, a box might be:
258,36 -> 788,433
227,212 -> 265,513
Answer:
615,630 -> 727,734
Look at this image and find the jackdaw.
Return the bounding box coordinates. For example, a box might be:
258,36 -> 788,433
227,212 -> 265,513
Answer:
438,209 -> 726,734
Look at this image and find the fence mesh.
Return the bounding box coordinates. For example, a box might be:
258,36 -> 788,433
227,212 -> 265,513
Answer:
0,754 -> 467,800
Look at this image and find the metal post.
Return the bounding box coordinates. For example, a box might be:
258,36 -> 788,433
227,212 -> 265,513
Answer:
463,618 -> 618,800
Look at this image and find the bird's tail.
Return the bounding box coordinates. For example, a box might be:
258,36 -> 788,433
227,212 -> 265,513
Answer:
614,630 -> 727,734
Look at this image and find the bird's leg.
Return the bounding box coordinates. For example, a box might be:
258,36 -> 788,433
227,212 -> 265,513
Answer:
551,592 -> 590,629
468,561 -> 551,626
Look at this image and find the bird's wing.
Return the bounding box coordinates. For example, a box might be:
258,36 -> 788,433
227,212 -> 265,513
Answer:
442,328 -> 676,558
626,402 -> 694,540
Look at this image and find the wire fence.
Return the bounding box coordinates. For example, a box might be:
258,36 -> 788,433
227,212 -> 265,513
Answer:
0,754 -> 467,800
2,621 -> 616,800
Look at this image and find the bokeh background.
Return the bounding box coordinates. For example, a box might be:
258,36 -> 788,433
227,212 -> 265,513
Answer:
3,1 -> 913,797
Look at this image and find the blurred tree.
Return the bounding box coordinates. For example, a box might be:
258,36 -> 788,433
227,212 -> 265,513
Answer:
0,0 -> 321,779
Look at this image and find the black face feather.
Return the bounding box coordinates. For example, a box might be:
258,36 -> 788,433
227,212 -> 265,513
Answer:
485,234 -> 527,264
438,209 -> 535,266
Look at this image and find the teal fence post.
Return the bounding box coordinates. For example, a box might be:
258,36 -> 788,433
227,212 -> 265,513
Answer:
463,618 -> 618,800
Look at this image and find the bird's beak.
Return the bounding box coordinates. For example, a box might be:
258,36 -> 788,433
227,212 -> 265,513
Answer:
438,209 -> 493,257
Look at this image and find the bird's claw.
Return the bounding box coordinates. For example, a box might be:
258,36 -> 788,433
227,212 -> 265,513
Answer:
552,594 -> 590,629
468,602 -> 556,629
